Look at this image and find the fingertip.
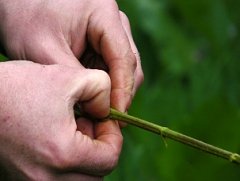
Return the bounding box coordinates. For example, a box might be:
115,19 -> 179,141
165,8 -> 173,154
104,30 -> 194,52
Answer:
81,69 -> 111,118
110,88 -> 133,113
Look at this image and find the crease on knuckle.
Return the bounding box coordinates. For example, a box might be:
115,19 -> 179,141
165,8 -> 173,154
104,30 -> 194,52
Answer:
100,145 -> 122,175
46,141 -> 73,171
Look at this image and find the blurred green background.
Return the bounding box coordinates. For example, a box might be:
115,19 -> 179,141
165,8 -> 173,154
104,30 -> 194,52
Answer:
107,0 -> 240,180
1,0 -> 240,180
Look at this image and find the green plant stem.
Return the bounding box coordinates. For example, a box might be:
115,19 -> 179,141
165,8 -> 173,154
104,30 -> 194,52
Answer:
76,107 -> 240,164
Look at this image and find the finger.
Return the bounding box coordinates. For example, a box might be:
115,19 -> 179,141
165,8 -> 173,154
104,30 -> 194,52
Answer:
87,0 -> 137,112
76,117 -> 95,139
64,120 -> 122,176
55,69 -> 122,175
21,29 -> 83,68
119,11 -> 144,96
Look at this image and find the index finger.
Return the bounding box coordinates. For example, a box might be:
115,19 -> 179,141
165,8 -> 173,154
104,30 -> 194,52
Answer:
87,0 -> 137,112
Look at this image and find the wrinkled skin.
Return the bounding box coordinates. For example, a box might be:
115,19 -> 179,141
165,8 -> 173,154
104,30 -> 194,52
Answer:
0,0 -> 143,180
0,61 -> 122,180
0,0 -> 144,111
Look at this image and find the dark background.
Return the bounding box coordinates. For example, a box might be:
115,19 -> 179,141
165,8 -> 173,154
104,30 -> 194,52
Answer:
1,0 -> 240,180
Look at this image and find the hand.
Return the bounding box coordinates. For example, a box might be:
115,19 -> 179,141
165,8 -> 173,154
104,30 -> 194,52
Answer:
0,0 -> 143,112
0,61 -> 122,180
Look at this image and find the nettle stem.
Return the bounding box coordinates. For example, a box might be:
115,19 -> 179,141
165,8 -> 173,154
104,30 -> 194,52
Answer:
76,107 -> 240,164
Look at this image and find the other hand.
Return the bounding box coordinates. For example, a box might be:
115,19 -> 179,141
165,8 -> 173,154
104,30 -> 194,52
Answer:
0,61 -> 122,180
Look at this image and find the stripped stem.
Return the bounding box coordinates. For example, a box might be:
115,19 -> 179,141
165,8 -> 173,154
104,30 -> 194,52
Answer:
75,107 -> 240,164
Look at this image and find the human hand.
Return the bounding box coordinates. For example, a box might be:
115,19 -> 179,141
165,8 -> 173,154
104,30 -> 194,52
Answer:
0,61 -> 122,180
0,0 -> 143,112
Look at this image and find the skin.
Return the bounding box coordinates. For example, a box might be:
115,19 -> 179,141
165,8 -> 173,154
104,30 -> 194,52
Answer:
0,61 -> 122,180
0,0 -> 143,111
0,0 -> 143,180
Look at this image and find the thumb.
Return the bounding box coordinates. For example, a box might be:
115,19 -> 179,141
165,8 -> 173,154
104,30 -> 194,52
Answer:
57,68 -> 122,176
47,66 -> 122,175
68,69 -> 111,118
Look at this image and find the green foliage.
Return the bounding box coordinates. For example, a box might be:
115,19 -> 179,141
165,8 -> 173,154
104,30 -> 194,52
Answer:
106,0 -> 240,180
0,54 -> 7,61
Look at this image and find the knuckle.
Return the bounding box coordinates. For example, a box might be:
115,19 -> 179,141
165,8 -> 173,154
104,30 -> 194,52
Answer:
104,0 -> 118,8
119,11 -> 130,26
94,0 -> 118,11
46,141 -> 73,171
119,11 -> 127,19
98,135 -> 123,175
106,136 -> 123,173
92,69 -> 111,91
102,148 -> 121,175
105,158 -> 119,174
128,51 -> 138,70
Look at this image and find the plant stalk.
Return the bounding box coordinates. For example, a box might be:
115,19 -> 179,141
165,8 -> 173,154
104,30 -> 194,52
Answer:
76,107 -> 240,164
